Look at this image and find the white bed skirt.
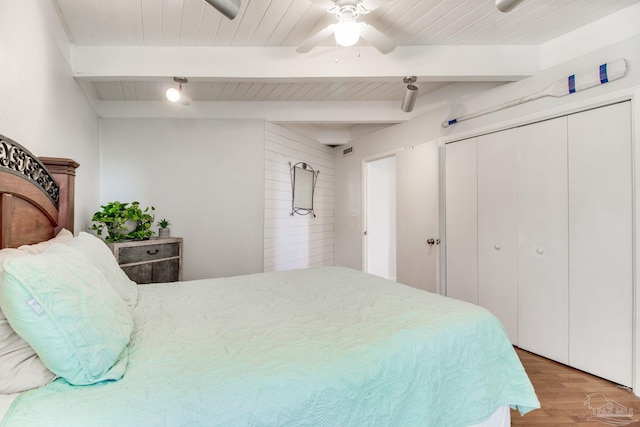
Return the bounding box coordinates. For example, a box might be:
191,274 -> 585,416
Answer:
469,405 -> 511,427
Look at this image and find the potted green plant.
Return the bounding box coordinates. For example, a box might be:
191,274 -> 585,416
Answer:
90,201 -> 156,242
157,218 -> 171,238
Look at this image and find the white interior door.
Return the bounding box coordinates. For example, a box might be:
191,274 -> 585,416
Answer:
445,137 -> 478,304
517,117 -> 569,364
477,129 -> 518,344
396,141 -> 439,292
364,156 -> 396,280
568,101 -> 632,387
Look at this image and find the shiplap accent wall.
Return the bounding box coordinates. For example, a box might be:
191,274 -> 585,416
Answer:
264,123 -> 334,271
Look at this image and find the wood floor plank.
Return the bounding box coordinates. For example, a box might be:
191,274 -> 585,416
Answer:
510,348 -> 640,426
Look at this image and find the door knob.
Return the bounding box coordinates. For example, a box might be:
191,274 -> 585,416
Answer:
426,238 -> 440,245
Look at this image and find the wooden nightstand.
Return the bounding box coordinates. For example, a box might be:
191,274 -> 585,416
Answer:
108,237 -> 183,284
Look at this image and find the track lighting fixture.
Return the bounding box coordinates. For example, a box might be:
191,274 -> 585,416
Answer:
401,76 -> 418,113
203,0 -> 241,20
495,0 -> 525,13
166,77 -> 191,106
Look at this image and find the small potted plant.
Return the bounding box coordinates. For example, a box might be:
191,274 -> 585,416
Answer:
90,201 -> 155,242
157,218 -> 171,238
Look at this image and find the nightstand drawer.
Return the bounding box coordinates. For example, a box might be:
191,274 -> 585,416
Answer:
118,242 -> 180,264
108,237 -> 183,284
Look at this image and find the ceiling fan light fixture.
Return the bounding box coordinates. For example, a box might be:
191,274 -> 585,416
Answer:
335,10 -> 360,47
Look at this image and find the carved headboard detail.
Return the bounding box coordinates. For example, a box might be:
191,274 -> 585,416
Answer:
0,134 -> 79,248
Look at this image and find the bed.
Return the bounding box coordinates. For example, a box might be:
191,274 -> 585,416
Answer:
0,135 -> 539,426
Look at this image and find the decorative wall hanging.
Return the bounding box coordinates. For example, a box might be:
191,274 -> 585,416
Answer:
442,58 -> 628,128
290,162 -> 319,217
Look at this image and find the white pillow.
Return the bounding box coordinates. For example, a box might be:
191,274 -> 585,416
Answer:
0,308 -> 55,393
0,244 -> 134,386
16,228 -> 73,254
0,229 -> 72,394
68,232 -> 139,309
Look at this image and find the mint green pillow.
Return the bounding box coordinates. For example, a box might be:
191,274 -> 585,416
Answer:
0,244 -> 134,386
68,232 -> 139,309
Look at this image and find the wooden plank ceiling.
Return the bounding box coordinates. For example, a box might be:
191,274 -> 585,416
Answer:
53,0 -> 639,124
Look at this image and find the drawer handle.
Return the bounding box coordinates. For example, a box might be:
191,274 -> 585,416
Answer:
147,249 -> 159,255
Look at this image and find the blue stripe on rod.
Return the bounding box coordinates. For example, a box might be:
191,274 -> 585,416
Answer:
448,119 -> 457,125
600,63 -> 609,84
568,74 -> 576,93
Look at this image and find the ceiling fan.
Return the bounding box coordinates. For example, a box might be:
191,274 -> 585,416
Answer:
296,0 -> 397,54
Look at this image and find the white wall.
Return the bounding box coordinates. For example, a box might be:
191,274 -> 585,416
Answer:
334,34 -> 640,270
99,118 -> 265,280
264,123 -> 334,271
0,0 -> 100,232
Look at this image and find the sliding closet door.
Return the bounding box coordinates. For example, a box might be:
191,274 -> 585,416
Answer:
445,138 -> 478,304
568,102 -> 632,387
517,117 -> 569,364
477,129 -> 518,344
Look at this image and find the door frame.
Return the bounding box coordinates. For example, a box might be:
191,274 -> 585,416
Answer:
361,149 -> 403,276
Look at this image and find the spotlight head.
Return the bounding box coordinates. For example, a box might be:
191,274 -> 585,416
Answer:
166,87 -> 181,103
166,77 -> 189,103
401,83 -> 419,113
203,0 -> 241,20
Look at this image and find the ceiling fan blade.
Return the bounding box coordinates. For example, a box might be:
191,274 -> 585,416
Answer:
360,0 -> 389,12
296,24 -> 337,53
309,0 -> 336,9
358,23 -> 396,54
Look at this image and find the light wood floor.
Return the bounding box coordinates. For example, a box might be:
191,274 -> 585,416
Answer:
510,347 -> 640,426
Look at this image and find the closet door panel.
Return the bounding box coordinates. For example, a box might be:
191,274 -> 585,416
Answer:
445,138 -> 478,304
477,129 -> 518,344
568,102 -> 632,387
517,117 -> 569,364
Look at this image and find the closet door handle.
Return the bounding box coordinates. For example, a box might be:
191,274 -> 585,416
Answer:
147,249 -> 159,255
536,248 -> 544,255
494,244 -> 501,251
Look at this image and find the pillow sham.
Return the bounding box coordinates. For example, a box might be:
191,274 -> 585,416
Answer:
0,229 -> 72,394
68,232 -> 139,309
0,244 -> 134,386
0,308 -> 55,393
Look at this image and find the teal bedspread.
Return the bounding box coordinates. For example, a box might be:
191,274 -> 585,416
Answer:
1,267 -> 539,426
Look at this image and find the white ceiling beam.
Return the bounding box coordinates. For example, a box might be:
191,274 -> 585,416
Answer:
92,81 -> 499,122
93,99 -> 413,122
72,45 -> 540,82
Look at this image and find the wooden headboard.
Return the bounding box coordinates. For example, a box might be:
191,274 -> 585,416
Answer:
0,135 -> 79,249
